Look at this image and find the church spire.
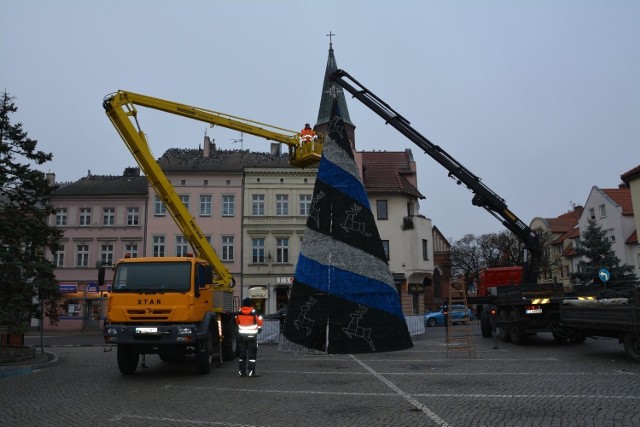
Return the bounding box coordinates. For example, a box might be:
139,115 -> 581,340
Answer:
315,33 -> 354,129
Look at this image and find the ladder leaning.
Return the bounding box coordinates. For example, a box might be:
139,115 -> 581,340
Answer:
446,283 -> 476,358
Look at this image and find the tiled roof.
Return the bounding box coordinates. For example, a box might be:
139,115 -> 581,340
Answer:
158,148 -> 293,172
562,241 -> 577,257
602,188 -> 633,215
361,151 -> 424,199
551,226 -> 580,245
546,207 -> 583,233
626,230 -> 638,244
52,174 -> 148,196
621,164 -> 640,184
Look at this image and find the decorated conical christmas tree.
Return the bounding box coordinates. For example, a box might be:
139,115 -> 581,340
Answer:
282,98 -> 413,354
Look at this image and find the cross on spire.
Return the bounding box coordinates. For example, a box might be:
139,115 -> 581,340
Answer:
327,31 -> 335,47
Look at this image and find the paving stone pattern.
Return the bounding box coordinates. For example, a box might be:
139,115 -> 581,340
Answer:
1,326 -> 639,427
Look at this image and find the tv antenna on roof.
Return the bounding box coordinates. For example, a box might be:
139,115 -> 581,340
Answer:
230,132 -> 244,150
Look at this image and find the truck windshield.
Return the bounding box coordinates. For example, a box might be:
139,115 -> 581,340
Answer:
112,262 -> 192,293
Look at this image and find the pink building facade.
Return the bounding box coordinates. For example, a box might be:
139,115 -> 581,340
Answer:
45,168 -> 148,332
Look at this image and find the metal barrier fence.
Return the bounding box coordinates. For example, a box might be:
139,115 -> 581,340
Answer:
258,314 -> 425,344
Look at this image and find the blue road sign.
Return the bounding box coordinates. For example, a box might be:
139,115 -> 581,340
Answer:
598,268 -> 610,283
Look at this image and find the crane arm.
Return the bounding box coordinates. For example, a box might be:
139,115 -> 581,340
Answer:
104,91 -> 323,168
330,69 -> 540,283
103,90 -> 324,288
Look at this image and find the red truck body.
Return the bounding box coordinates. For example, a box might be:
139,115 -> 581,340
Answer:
477,267 -> 523,297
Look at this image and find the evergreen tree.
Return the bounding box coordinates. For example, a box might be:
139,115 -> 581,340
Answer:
0,91 -> 61,334
571,218 -> 638,299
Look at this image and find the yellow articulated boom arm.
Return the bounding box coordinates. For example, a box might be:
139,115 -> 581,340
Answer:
103,91 -> 323,289
103,91 -> 323,168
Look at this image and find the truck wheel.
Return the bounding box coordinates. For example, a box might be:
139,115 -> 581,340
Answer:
498,311 -> 511,343
117,345 -> 139,375
508,311 -> 526,345
568,332 -> 586,344
195,330 -> 214,374
623,333 -> 640,363
480,310 -> 492,338
222,316 -> 237,361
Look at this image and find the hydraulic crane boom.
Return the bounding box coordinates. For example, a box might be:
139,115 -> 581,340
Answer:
102,91 -> 322,288
330,69 -> 540,284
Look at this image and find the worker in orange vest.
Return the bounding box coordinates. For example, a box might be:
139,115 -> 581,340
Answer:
300,123 -> 317,145
236,298 -> 264,377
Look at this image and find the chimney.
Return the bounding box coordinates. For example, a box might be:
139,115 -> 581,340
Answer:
123,167 -> 140,177
45,172 -> 56,186
203,136 -> 211,158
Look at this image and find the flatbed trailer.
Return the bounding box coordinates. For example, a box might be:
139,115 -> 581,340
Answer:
556,300 -> 640,362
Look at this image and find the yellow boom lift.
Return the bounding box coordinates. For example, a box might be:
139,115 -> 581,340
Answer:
101,91 -> 323,375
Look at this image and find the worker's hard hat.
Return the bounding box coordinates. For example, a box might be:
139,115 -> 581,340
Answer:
305,123 -> 310,127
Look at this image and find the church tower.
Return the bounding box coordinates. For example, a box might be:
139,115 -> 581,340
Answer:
314,35 -> 356,149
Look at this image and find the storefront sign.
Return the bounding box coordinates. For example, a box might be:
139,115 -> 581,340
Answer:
248,286 -> 268,299
276,276 -> 294,285
59,283 -> 77,293
86,282 -> 99,293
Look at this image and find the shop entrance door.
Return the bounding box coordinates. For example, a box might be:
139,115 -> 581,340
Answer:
275,286 -> 289,311
85,300 -> 102,329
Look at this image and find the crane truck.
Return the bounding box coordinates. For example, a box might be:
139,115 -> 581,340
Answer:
101,91 -> 323,374
330,70 -> 640,360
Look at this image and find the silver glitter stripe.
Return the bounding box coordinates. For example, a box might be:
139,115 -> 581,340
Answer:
300,228 -> 395,289
323,138 -> 362,183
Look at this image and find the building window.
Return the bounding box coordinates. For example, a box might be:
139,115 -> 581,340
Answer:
599,204 -> 607,218
222,195 -> 235,216
222,236 -> 234,261
300,194 -> 312,216
101,243 -> 114,266
276,238 -> 289,263
252,238 -> 265,263
376,200 -> 388,220
153,236 -> 165,257
608,229 -> 616,243
381,240 -> 390,260
176,236 -> 189,257
200,195 -> 212,216
154,196 -> 167,216
127,207 -> 139,226
103,208 -> 115,226
422,239 -> 429,260
124,243 -> 138,258
276,194 -> 289,216
180,195 -> 190,211
55,208 -> 67,226
54,245 -> 64,267
588,208 -> 595,220
252,194 -> 265,216
75,244 -> 89,267
79,208 -> 91,226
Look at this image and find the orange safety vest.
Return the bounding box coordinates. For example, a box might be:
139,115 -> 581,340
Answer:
301,127 -> 316,142
236,306 -> 264,336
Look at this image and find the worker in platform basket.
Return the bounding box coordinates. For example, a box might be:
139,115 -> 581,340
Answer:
300,123 -> 317,145
236,298 -> 264,377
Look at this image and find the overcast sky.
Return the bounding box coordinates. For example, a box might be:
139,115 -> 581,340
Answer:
2,1 -> 638,242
